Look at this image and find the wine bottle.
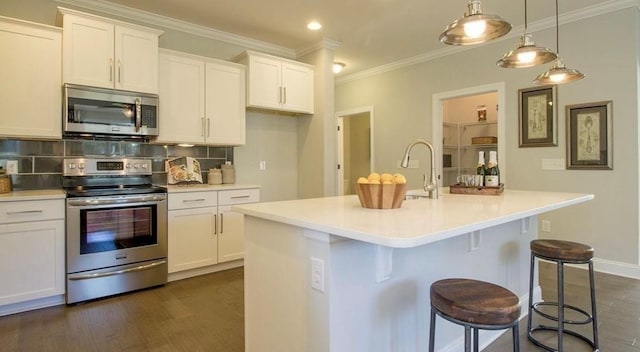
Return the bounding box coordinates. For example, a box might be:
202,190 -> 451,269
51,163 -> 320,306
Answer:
476,151 -> 486,187
484,151 -> 500,187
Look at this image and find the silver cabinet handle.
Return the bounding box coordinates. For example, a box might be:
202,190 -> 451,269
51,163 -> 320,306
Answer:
117,60 -> 122,83
207,118 -> 211,137
283,86 -> 287,104
182,198 -> 206,203
201,117 -> 205,137
230,195 -> 251,199
213,213 -> 218,235
68,260 -> 166,280
220,213 -> 224,234
135,98 -> 141,132
109,58 -> 114,82
6,210 -> 44,215
278,86 -> 283,104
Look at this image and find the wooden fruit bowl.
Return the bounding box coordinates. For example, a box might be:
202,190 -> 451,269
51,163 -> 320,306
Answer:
355,183 -> 408,209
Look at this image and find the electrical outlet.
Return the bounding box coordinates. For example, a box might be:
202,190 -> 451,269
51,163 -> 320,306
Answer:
310,257 -> 325,292
5,160 -> 18,175
541,220 -> 551,233
259,160 -> 266,171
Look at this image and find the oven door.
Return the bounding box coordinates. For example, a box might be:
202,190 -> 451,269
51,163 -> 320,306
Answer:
66,193 -> 167,274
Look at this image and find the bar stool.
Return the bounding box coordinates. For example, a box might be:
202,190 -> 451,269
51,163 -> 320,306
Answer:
429,278 -> 521,352
527,239 -> 599,351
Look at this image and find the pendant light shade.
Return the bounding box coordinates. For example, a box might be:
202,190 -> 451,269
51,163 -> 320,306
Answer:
497,34 -> 557,68
497,0 -> 556,68
534,0 -> 584,84
440,0 -> 512,46
533,58 -> 585,84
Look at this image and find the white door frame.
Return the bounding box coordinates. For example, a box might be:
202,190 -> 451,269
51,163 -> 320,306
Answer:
432,82 -> 506,187
335,106 -> 375,195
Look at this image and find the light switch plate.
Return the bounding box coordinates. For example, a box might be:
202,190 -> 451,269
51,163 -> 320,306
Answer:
541,159 -> 565,170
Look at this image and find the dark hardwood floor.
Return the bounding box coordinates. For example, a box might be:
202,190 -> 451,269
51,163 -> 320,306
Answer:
1,262 -> 639,351
0,268 -> 245,352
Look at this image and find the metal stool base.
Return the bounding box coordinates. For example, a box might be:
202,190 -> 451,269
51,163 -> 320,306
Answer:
528,326 -> 599,352
429,305 -> 520,352
527,250 -> 599,352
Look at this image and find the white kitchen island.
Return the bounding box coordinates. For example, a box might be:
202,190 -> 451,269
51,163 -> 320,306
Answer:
232,190 -> 593,352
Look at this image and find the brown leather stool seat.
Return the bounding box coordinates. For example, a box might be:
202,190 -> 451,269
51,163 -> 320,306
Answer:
429,278 -> 521,352
527,239 -> 599,351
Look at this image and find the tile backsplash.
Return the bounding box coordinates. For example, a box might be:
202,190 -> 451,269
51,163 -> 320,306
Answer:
0,139 -> 234,190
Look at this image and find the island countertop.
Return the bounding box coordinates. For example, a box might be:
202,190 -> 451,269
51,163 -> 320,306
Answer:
233,189 -> 593,248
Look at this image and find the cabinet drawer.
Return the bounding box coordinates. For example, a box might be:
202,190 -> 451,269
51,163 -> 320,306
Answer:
0,199 -> 64,224
169,191 -> 217,210
219,188 -> 260,205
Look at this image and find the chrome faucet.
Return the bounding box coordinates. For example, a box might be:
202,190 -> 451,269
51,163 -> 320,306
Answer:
401,139 -> 439,199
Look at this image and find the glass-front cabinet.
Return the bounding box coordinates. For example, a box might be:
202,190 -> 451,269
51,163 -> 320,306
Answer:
443,121 -> 498,186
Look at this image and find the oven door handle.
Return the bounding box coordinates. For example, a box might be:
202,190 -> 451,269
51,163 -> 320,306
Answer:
67,194 -> 166,207
68,260 -> 166,281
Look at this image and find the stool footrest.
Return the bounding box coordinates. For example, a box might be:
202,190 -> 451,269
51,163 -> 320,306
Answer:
531,302 -> 594,325
528,325 -> 599,352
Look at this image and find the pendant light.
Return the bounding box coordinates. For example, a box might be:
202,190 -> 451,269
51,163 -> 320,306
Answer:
534,0 -> 584,84
440,0 -> 512,46
497,0 -> 557,68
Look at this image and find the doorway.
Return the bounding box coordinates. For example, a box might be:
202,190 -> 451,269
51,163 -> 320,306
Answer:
336,107 -> 375,195
432,83 -> 506,187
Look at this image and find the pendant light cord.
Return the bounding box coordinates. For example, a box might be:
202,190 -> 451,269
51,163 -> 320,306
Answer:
555,0 -> 560,54
524,0 -> 528,32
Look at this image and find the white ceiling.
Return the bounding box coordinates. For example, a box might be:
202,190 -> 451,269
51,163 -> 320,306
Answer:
98,0 -> 613,74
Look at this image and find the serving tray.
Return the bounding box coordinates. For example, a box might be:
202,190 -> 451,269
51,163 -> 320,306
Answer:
449,183 -> 504,195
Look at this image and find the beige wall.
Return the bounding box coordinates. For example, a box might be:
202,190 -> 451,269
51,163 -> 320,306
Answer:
336,9 -> 640,266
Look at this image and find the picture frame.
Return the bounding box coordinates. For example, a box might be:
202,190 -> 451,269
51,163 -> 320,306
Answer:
566,101 -> 613,170
518,85 -> 557,147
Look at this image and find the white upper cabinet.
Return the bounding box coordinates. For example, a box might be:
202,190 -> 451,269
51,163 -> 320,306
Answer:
0,17 -> 62,139
157,52 -> 206,144
157,50 -> 246,146
236,51 -> 314,114
205,61 -> 246,145
60,8 -> 161,94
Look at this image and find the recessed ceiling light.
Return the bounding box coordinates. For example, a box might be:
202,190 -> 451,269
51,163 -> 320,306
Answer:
307,21 -> 322,31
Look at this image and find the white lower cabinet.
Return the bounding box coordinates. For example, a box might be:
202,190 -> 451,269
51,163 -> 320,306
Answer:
167,187 -> 259,278
0,199 -> 65,308
167,206 -> 218,273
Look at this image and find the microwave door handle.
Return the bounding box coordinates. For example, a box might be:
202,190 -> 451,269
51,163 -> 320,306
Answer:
135,98 -> 141,132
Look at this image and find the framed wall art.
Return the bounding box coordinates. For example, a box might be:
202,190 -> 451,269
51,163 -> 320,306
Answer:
566,101 -> 613,170
518,85 -> 557,147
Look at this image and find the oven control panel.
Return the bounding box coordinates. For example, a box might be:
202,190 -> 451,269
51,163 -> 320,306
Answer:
63,158 -> 153,176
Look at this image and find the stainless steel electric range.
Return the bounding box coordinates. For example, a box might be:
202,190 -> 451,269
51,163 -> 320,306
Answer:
63,158 -> 167,304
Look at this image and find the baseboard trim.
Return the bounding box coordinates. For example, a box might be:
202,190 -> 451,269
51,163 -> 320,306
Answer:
592,258 -> 640,280
0,295 -> 65,317
168,260 -> 243,282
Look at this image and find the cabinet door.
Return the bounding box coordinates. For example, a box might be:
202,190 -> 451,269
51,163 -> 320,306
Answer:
0,19 -> 61,139
281,62 -> 314,114
114,26 -> 158,94
157,53 -> 205,144
63,14 -> 114,89
205,62 -> 246,145
0,220 -> 65,306
167,207 -> 217,273
217,205 -> 244,263
247,55 -> 281,110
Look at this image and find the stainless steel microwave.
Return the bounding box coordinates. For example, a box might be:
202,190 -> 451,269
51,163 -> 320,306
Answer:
64,84 -> 159,137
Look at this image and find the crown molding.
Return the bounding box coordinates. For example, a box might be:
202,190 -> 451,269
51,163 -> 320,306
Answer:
54,0 -> 297,59
337,0 -> 638,85
296,38 -> 341,58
